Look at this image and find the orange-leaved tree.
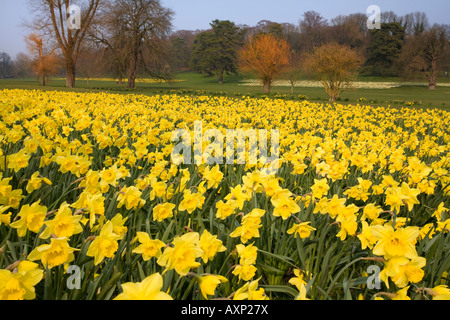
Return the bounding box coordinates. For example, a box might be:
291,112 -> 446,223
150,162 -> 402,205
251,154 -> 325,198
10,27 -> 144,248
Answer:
303,43 -> 362,102
239,33 -> 291,93
25,33 -> 60,86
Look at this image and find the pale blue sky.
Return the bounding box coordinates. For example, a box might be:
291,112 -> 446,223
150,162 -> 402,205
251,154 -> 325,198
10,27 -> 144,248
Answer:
1,0 -> 449,57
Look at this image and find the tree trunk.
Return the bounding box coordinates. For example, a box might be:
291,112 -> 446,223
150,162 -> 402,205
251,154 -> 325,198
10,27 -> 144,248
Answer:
118,74 -> 123,85
41,74 -> 46,86
428,60 -> 437,90
328,91 -> 338,102
218,71 -> 224,84
128,52 -> 138,89
263,80 -> 271,94
326,82 -> 339,102
428,72 -> 437,90
65,61 -> 76,88
128,72 -> 136,89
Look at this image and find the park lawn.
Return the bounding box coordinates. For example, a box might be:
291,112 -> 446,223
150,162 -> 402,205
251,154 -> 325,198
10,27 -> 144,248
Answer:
0,71 -> 449,109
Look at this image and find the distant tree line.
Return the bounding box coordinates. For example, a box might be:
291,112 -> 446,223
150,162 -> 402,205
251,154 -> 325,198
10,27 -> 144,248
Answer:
3,1 -> 449,92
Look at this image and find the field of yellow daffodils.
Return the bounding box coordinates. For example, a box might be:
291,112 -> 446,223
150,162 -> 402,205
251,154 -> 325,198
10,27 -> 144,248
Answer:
0,88 -> 449,300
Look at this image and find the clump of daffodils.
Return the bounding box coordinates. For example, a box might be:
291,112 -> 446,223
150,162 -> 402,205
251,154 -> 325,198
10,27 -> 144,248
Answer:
0,89 -> 449,301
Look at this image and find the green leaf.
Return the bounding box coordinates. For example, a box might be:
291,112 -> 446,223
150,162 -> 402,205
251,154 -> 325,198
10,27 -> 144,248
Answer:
261,285 -> 299,298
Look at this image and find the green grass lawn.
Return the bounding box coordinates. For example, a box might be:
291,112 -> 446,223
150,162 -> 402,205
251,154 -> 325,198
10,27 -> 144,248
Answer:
1,71 -> 449,109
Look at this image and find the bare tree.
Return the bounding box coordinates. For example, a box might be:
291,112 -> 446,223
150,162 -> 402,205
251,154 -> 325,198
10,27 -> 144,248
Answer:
239,33 -> 291,93
299,11 -> 328,52
91,0 -> 173,88
403,12 -> 429,35
282,23 -> 302,52
332,13 -> 369,36
329,15 -> 367,55
402,26 -> 448,89
25,33 -> 60,85
76,44 -> 105,85
28,0 -> 101,88
12,53 -> 33,78
0,52 -> 13,79
381,11 -> 400,24
285,51 -> 303,95
303,43 -> 362,102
